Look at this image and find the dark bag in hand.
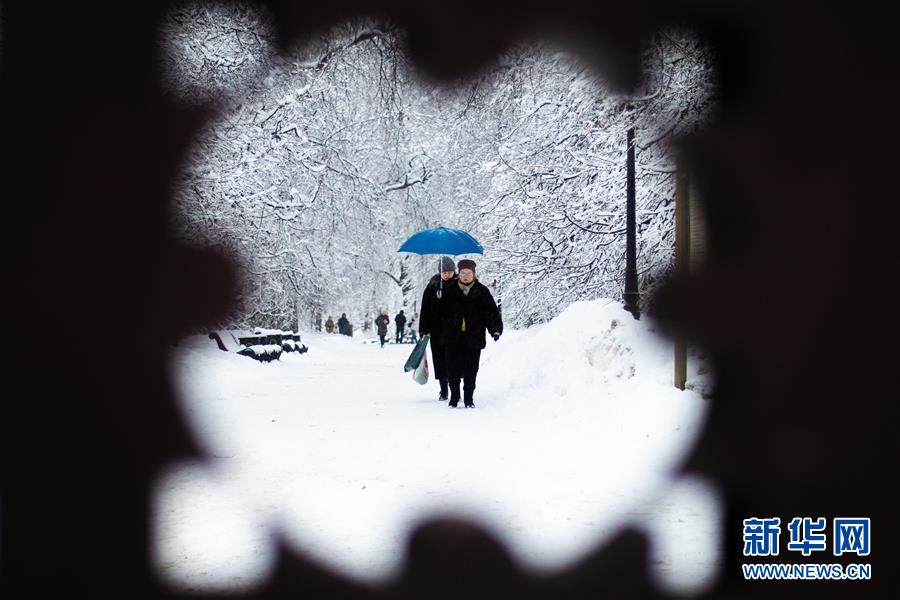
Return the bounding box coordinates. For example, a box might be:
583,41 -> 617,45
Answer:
404,334 -> 430,372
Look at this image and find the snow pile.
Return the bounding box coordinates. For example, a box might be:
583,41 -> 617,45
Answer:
476,299 -> 709,474
483,299 -> 678,408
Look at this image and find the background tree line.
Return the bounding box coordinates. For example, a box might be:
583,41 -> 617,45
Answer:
160,2 -> 715,331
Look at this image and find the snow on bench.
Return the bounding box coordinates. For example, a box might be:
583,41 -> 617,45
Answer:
208,328 -> 308,362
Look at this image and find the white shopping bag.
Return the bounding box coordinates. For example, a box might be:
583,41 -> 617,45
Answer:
412,354 -> 429,385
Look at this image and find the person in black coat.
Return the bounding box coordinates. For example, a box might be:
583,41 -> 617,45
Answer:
394,310 -> 407,343
337,313 -> 351,336
418,256 -> 457,401
441,259 -> 502,408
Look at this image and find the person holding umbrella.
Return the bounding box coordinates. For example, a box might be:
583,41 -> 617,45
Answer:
397,227 -> 486,403
442,259 -> 502,408
418,256 -> 457,401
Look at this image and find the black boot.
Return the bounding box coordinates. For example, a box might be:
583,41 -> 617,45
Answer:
438,379 -> 448,401
463,374 -> 476,408
448,380 -> 461,407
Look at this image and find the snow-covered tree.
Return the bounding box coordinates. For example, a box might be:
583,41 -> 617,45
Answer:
456,34 -> 715,325
161,4 -> 715,330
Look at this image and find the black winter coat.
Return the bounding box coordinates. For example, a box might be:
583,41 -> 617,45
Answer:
441,279 -> 503,350
395,313 -> 407,328
418,274 -> 457,344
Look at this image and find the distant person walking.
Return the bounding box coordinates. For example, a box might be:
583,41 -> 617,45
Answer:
324,316 -> 335,334
408,312 -> 418,342
418,256 -> 457,401
375,309 -> 390,347
394,310 -> 407,343
337,313 -> 351,336
442,259 -> 502,408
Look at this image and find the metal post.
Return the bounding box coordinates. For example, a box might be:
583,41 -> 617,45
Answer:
674,162 -> 689,390
623,126 -> 640,319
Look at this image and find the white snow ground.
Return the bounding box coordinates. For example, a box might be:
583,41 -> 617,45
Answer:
156,299 -> 720,594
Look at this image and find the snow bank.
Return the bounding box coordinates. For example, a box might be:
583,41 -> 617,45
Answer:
160,299 -> 715,593
484,299 -> 678,407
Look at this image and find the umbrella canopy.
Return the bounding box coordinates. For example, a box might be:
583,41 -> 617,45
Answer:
397,227 -> 483,256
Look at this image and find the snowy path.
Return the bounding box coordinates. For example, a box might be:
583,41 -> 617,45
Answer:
156,301 -> 719,594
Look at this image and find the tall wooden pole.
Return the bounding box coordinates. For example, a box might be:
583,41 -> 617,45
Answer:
623,126 -> 640,319
674,162 -> 690,390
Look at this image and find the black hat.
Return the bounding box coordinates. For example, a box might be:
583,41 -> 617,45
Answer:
457,259 -> 476,272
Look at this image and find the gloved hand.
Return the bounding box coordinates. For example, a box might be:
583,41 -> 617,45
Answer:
491,332 -> 500,342
419,331 -> 427,337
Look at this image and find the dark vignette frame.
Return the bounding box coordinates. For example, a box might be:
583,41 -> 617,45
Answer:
1,1 -> 896,598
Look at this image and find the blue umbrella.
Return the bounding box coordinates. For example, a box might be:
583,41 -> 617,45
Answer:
398,227 -> 483,298
397,227 -> 483,256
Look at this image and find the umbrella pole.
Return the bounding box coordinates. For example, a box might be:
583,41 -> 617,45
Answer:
437,256 -> 442,299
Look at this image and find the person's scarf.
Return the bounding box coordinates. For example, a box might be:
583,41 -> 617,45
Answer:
458,279 -> 475,331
